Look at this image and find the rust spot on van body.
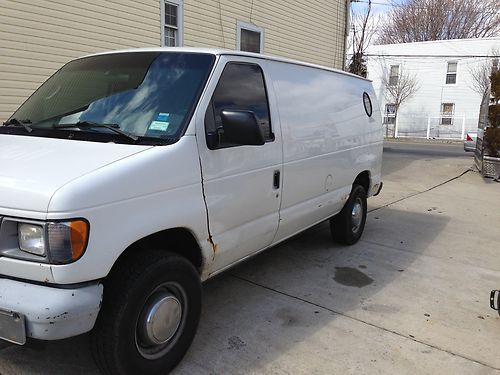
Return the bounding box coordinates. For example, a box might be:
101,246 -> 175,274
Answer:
207,236 -> 218,260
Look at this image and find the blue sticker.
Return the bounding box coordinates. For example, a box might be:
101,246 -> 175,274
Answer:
157,113 -> 170,122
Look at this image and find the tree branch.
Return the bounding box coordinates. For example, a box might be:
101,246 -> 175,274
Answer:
376,0 -> 500,44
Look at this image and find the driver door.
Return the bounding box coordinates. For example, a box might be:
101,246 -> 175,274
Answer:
195,56 -> 283,274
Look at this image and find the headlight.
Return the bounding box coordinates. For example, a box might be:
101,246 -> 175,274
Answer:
16,219 -> 89,264
18,223 -> 46,256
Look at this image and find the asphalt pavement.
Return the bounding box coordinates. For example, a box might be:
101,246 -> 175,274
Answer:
383,140 -> 468,158
0,140 -> 499,375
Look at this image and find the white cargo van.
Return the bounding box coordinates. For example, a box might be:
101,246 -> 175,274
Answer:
0,48 -> 382,374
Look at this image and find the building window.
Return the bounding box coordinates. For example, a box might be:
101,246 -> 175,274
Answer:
162,0 -> 183,47
384,103 -> 396,124
389,65 -> 399,86
440,103 -> 454,125
237,21 -> 264,53
446,62 -> 457,84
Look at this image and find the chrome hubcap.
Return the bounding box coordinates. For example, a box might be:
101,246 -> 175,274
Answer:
135,283 -> 185,360
140,293 -> 181,345
351,198 -> 363,233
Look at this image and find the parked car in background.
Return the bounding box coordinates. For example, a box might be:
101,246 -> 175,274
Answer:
464,132 -> 477,152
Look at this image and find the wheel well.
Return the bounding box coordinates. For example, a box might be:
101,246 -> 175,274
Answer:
354,171 -> 370,193
109,228 -> 203,276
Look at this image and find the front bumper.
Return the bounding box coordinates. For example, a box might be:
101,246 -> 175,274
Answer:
0,278 -> 102,344
463,142 -> 475,152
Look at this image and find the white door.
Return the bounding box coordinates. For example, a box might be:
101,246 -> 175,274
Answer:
195,57 -> 283,274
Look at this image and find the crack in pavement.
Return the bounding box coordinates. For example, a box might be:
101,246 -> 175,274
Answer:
230,273 -> 500,372
368,169 -> 472,213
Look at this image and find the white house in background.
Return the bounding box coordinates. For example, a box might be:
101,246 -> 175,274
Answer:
367,37 -> 500,139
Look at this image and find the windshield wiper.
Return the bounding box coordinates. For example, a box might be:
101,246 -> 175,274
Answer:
53,121 -> 139,142
3,118 -> 33,133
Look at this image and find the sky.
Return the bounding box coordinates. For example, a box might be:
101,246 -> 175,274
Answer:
350,0 -> 394,16
348,0 -> 393,53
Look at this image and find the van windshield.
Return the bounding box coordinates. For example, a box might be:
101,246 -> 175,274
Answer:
8,52 -> 215,143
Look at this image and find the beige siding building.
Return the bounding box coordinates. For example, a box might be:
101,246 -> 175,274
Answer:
0,0 -> 349,122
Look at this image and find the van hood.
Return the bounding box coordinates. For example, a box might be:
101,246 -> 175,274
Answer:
0,135 -> 152,214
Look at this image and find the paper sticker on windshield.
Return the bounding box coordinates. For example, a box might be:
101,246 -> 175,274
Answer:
149,113 -> 170,131
149,120 -> 170,131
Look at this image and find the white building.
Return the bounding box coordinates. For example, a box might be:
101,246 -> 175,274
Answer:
367,37 -> 500,139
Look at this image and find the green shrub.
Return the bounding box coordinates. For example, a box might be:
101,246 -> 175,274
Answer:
485,71 -> 500,157
488,104 -> 500,128
485,127 -> 500,157
491,70 -> 500,102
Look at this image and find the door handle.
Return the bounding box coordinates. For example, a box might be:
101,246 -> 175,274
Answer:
273,170 -> 280,189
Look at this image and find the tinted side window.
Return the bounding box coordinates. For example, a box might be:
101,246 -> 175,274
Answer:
205,63 -> 272,147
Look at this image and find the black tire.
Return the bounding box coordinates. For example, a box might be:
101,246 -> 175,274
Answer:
91,249 -> 201,375
330,184 -> 367,245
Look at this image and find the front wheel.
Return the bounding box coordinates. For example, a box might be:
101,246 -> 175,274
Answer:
91,250 -> 201,375
330,184 -> 367,245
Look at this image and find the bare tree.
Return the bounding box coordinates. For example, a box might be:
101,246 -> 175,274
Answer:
377,0 -> 500,45
347,0 -> 379,77
382,67 -> 419,136
469,50 -> 500,97
469,62 -> 493,97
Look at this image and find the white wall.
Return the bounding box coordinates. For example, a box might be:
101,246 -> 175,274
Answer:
367,37 -> 500,138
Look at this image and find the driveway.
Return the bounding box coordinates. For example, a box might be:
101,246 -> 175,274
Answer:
1,141 -> 499,374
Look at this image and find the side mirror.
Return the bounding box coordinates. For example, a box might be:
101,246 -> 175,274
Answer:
220,110 -> 265,146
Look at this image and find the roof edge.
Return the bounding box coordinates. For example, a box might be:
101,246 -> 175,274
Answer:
79,47 -> 371,83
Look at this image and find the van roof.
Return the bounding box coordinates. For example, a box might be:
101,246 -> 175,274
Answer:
82,47 -> 371,82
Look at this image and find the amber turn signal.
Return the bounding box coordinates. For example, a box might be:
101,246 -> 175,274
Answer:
47,220 -> 89,264
69,220 -> 89,261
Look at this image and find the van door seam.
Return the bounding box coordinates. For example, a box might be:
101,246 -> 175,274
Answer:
195,145 -> 217,262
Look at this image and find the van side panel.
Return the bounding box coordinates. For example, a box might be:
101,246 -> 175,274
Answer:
267,61 -> 382,243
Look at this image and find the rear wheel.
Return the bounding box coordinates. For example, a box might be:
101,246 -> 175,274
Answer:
330,184 -> 367,245
91,249 -> 201,375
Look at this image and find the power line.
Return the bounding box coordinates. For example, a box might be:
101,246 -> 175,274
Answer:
350,0 -> 500,14
351,0 -> 394,6
363,54 -> 500,58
